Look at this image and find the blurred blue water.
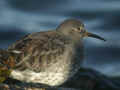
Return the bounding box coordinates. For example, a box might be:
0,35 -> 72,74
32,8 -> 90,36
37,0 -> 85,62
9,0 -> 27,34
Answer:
0,0 -> 120,76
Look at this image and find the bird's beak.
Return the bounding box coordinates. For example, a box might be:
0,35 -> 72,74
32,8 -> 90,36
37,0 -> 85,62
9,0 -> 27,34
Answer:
84,31 -> 106,41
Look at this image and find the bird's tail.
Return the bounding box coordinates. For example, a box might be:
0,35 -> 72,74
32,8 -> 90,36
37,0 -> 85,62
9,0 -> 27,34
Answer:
0,49 -> 15,70
0,49 -> 16,83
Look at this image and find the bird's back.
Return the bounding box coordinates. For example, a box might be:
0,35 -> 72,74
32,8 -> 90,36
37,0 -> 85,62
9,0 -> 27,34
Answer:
8,31 -> 72,71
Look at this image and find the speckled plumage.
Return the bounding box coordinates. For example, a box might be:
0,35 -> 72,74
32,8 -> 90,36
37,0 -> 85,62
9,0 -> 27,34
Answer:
8,31 -> 84,86
8,19 -> 85,86
0,19 -> 105,86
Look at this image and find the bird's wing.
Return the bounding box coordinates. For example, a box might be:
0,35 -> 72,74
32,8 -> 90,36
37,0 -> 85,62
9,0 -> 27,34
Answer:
8,31 -> 70,72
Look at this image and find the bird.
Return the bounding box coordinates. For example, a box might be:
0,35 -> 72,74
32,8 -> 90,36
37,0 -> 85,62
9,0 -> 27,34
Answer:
0,19 -> 106,87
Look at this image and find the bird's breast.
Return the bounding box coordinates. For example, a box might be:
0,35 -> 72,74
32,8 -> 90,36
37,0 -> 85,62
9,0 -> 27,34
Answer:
10,70 -> 70,86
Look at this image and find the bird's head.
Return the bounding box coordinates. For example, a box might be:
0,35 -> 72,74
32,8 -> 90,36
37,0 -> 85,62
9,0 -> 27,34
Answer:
56,19 -> 106,42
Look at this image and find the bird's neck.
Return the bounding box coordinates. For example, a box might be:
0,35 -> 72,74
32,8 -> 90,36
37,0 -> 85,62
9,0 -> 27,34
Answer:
56,30 -> 82,44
